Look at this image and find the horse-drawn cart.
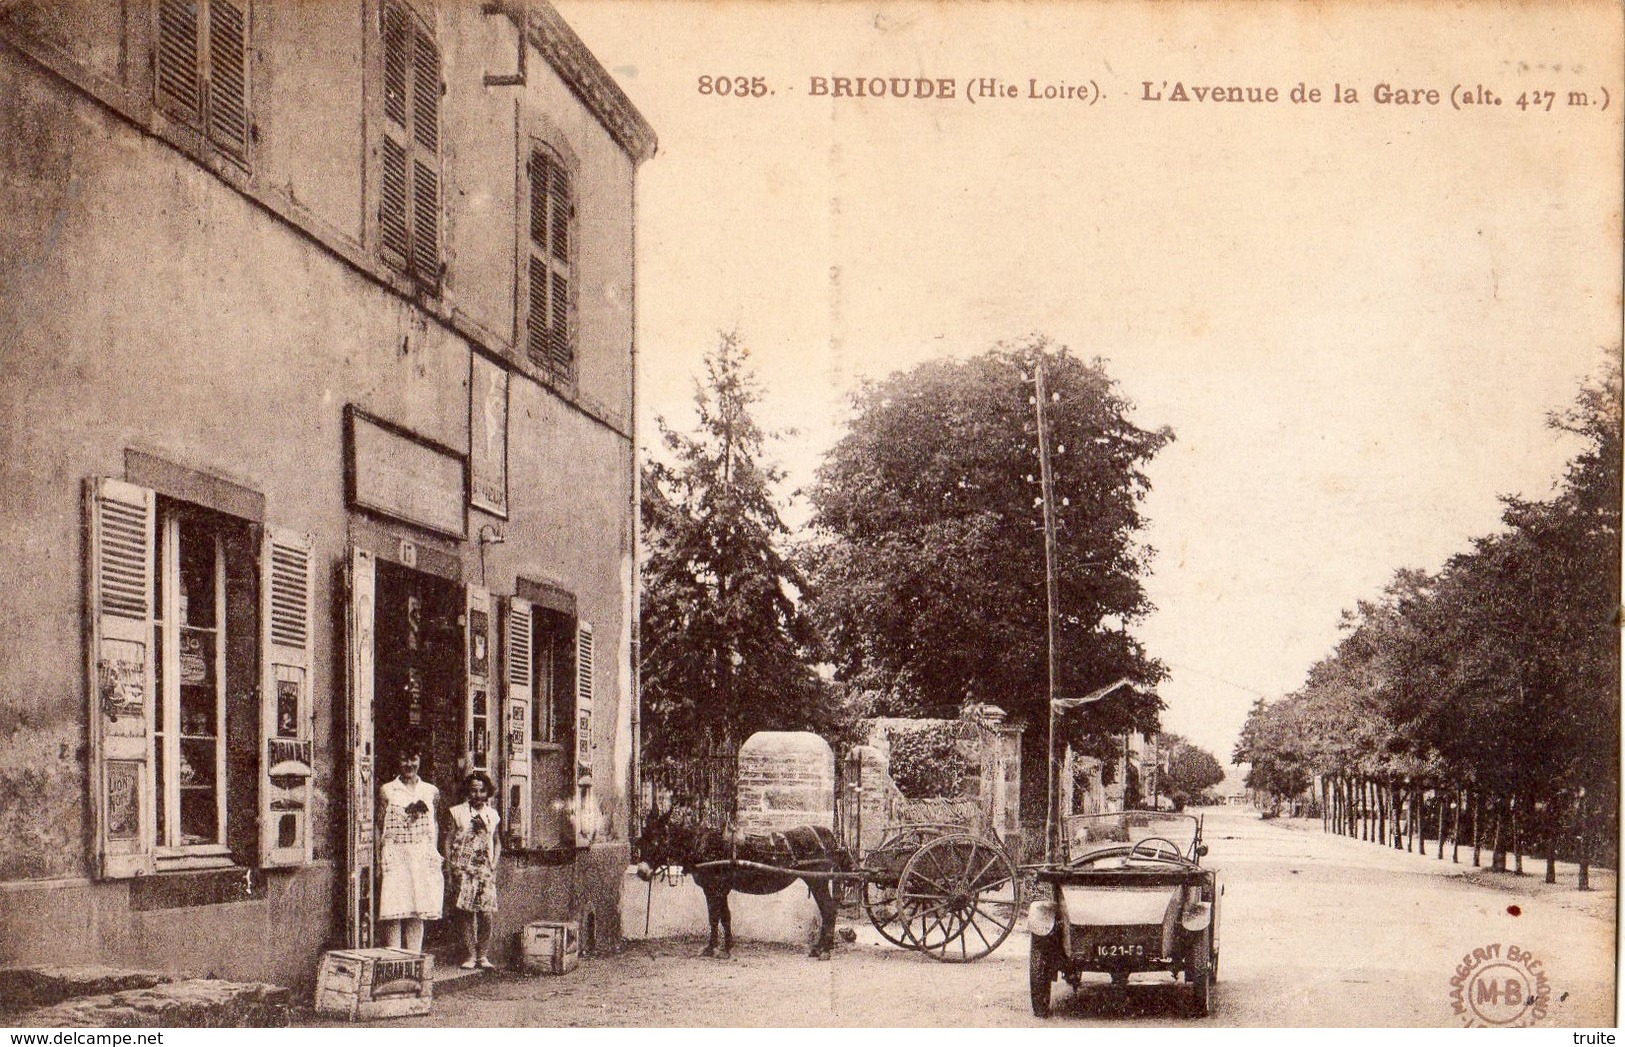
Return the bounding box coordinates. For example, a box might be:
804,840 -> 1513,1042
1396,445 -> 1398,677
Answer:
664,820 -> 1021,964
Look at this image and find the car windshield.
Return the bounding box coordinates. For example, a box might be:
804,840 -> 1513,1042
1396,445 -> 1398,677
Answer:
1064,811 -> 1199,861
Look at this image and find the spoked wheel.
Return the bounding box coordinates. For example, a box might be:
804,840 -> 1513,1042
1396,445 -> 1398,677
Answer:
861,825 -> 955,949
860,879 -> 912,948
895,833 -> 1019,962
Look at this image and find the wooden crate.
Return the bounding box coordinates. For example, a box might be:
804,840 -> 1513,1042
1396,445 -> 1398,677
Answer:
313,947 -> 433,1020
518,920 -> 580,975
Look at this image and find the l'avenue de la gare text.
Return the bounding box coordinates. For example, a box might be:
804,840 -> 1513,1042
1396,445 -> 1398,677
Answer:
800,76 -> 1466,107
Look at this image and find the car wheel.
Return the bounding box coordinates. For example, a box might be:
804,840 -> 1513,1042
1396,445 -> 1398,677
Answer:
1188,926 -> 1214,1018
1029,936 -> 1055,1018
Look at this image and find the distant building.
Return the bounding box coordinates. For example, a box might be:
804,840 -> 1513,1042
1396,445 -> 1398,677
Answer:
0,0 -> 654,986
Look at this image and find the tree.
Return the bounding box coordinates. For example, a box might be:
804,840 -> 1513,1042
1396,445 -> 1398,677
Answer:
1161,737 -> 1226,808
640,332 -> 837,765
1233,361 -> 1621,880
806,338 -> 1174,817
1234,697 -> 1313,807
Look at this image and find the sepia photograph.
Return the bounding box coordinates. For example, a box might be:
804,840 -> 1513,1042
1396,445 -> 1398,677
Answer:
0,0 -> 1619,1031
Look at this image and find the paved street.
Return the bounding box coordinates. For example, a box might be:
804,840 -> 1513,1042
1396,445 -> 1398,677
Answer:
337,805 -> 1615,1027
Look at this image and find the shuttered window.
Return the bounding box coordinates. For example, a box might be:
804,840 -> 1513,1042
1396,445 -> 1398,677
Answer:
154,0 -> 251,166
260,528 -> 315,867
87,478 -> 315,877
573,621 -> 595,846
377,1 -> 442,295
526,147 -> 574,380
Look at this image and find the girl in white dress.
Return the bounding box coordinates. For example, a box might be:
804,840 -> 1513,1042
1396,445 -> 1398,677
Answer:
377,748 -> 443,952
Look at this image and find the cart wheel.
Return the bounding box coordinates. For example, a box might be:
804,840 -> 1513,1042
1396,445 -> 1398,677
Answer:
1188,925 -> 1214,1018
1029,934 -> 1056,1017
860,880 -> 914,949
896,833 -> 1019,963
861,826 -> 952,950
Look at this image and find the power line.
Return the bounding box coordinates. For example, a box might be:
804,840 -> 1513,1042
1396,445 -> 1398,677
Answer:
1164,661 -> 1272,699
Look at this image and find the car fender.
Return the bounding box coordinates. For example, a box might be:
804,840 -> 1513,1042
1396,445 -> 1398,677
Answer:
1180,900 -> 1212,932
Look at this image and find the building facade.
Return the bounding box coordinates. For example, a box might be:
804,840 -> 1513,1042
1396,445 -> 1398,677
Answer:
0,0 -> 653,987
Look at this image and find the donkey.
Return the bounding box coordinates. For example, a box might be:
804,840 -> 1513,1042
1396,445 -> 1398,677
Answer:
635,809 -> 851,960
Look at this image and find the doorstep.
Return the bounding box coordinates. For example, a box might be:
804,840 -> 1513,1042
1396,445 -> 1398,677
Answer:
431,960 -> 495,994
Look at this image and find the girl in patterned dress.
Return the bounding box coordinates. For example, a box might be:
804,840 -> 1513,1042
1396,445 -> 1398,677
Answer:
447,771 -> 502,968
376,748 -> 443,952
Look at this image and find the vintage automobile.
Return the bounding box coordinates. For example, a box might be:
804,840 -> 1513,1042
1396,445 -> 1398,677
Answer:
1027,810 -> 1220,1017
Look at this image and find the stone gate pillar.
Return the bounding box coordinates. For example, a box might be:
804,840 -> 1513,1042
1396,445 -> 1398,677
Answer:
969,705 -> 1024,852
735,731 -> 835,834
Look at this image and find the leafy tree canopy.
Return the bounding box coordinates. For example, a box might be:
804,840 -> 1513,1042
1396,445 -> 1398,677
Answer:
1234,359 -> 1621,815
806,337 -> 1174,748
1161,735 -> 1226,805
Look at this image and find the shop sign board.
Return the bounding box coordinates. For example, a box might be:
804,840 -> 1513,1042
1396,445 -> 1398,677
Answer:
345,408 -> 466,539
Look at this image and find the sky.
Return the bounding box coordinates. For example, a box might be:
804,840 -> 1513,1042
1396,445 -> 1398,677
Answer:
557,0 -> 1623,763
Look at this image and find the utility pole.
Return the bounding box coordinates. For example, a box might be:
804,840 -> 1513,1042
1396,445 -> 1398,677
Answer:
1035,354 -> 1064,862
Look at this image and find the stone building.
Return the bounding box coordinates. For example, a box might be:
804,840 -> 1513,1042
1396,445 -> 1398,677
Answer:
0,0 -> 654,987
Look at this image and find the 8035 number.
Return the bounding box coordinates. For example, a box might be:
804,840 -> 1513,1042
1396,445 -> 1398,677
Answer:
699,75 -> 769,97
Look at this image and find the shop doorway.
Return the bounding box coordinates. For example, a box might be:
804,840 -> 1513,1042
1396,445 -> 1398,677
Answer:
373,558 -> 463,956
345,547 -> 502,953
372,559 -> 462,801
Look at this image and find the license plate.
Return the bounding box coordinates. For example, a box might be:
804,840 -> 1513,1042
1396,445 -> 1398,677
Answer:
1094,942 -> 1147,960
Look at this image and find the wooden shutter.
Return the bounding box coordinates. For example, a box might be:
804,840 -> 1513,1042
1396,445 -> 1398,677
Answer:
548,164 -> 571,373
155,0 -> 201,122
526,150 -> 573,377
411,158 -> 439,290
259,527 -> 314,867
411,29 -> 439,154
573,620 -> 595,847
379,138 -> 410,272
503,596 -> 533,848
205,0 -> 249,162
526,255 -> 549,367
525,152 -> 550,367
377,1 -> 411,275
344,547 -> 377,947
377,2 -> 440,291
408,27 -> 440,292
381,2 -> 408,127
87,478 -> 158,879
465,586 -> 493,778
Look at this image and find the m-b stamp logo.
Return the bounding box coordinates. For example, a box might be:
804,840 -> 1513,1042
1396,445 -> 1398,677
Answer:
1448,942 -> 1551,1027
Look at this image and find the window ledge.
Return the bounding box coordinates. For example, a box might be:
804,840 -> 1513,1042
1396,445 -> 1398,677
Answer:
130,862 -> 267,910
154,845 -> 236,873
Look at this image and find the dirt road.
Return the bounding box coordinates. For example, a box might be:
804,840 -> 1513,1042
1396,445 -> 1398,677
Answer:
338,805 -> 1615,1027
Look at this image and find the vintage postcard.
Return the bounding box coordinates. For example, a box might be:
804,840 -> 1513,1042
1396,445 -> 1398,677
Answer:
0,0 -> 1617,1033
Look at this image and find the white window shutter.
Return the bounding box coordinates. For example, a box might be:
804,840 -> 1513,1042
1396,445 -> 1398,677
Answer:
503,596 -> 533,849
344,547 -> 377,948
86,478 -> 158,879
259,527 -> 314,867
464,586 -> 493,780
573,620 -> 595,847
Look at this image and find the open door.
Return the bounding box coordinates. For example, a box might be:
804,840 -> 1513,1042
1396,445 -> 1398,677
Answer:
464,586 -> 493,779
502,595 -> 533,848
344,547 -> 377,948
